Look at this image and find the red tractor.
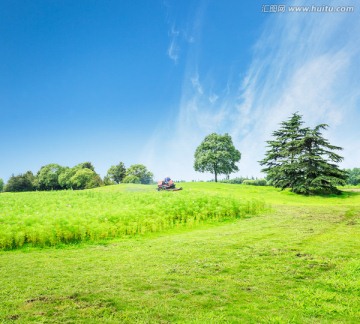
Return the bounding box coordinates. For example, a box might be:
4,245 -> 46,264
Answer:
157,177 -> 182,191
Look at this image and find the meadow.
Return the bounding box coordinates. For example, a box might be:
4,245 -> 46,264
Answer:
0,183 -> 359,323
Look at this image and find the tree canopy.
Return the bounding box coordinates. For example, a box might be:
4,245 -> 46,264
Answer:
194,133 -> 241,182
260,113 -> 347,195
58,167 -> 77,189
75,162 -> 95,171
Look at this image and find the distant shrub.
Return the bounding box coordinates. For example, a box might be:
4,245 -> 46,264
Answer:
220,177 -> 267,185
220,177 -> 247,184
243,179 -> 267,186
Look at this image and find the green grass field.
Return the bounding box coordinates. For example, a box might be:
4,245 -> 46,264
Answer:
1,183 -> 359,323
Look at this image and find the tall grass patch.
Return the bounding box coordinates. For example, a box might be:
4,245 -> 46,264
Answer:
0,186 -> 265,249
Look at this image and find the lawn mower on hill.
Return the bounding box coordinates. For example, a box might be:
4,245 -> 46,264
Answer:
157,177 -> 183,191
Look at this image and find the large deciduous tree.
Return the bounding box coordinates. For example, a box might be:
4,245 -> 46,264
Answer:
194,133 -> 241,182
260,113 -> 347,195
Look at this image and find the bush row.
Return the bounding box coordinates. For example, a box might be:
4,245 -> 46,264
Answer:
220,177 -> 268,186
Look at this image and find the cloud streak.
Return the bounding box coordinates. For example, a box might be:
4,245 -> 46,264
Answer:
167,26 -> 180,63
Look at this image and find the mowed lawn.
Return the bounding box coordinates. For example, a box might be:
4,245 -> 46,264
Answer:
0,183 -> 359,323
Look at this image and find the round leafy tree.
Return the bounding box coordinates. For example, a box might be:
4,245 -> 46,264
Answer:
194,133 -> 241,182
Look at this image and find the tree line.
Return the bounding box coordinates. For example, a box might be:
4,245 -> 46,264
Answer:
0,162 -> 153,192
1,113 -> 359,195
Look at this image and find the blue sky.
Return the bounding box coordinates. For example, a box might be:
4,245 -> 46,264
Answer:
1,0 -> 359,182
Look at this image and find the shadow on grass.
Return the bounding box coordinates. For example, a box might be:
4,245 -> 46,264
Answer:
334,190 -> 360,199
274,187 -> 360,200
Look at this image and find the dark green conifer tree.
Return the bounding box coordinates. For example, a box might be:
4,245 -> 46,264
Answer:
295,124 -> 347,194
260,112 -> 305,191
260,113 -> 346,195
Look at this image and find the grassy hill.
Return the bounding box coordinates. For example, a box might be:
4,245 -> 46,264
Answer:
0,183 -> 359,322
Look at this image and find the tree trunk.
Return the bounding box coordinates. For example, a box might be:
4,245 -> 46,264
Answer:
215,170 -> 218,182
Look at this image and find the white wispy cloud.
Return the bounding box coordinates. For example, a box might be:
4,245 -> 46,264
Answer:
190,72 -> 203,95
143,0 -> 360,181
164,1 -> 204,65
209,94 -> 218,104
167,40 -> 179,63
167,25 -> 180,63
